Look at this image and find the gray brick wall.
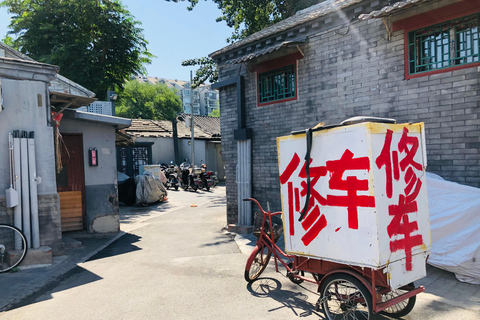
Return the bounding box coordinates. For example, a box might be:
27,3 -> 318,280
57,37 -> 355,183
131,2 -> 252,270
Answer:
218,18 -> 480,223
0,193 -> 64,255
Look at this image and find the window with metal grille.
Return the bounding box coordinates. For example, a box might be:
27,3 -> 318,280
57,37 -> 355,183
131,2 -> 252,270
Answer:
408,14 -> 480,75
258,64 -> 296,104
132,146 -> 149,176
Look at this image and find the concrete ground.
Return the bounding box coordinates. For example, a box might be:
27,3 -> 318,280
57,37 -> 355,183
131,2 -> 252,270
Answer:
0,184 -> 479,319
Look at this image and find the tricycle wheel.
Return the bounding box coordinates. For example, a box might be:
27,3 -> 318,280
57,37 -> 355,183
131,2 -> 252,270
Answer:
320,274 -> 374,320
287,262 -> 304,284
379,282 -> 416,318
244,243 -> 271,282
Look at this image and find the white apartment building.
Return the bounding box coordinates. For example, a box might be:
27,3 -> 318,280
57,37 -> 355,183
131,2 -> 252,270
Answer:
134,76 -> 219,116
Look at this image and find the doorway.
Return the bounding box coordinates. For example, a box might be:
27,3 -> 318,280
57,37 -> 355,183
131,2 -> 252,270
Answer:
56,134 -> 86,231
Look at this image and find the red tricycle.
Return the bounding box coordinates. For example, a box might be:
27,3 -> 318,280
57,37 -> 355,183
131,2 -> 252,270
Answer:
243,197 -> 425,320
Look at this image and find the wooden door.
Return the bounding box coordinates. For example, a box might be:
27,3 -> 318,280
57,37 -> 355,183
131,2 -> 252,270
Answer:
56,134 -> 86,231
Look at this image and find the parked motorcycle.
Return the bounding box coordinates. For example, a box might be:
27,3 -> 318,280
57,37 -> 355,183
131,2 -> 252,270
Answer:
162,162 -> 180,191
180,160 -> 200,191
206,170 -> 218,188
191,165 -> 203,191
200,164 -> 214,191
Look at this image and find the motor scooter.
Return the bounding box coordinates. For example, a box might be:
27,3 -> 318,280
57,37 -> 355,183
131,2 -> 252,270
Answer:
164,162 -> 180,190
200,164 -> 214,191
180,160 -> 200,191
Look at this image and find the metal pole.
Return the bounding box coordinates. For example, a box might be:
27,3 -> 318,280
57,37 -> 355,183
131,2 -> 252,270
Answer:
107,89 -> 116,116
190,70 -> 195,166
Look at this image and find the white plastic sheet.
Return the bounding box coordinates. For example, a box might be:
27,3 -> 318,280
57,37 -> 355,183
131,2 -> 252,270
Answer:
135,173 -> 167,206
427,172 -> 480,284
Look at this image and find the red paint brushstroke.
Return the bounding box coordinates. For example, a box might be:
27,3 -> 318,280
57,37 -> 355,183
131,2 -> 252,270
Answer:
280,153 -> 300,185
288,182 -> 294,236
301,214 -> 327,246
301,205 -> 321,230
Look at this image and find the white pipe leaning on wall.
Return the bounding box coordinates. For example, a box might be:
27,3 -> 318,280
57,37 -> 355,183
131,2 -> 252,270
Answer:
20,131 -> 31,248
28,131 -> 40,249
236,140 -> 252,226
13,131 -> 22,250
12,132 -> 22,250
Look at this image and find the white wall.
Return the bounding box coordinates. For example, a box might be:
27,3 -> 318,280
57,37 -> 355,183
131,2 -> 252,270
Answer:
179,138 -> 208,166
0,78 -> 56,196
136,136 -> 224,175
59,118 -> 117,186
138,137 -> 176,165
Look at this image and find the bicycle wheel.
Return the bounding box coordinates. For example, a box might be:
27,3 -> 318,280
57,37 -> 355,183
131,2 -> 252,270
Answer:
0,224 -> 28,273
244,243 -> 271,282
320,274 -> 374,320
379,283 -> 416,318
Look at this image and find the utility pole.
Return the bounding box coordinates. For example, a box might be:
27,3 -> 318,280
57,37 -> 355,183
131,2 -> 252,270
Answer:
190,70 -> 195,166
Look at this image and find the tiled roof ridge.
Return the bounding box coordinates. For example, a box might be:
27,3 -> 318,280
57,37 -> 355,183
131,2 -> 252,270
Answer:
209,0 -> 363,58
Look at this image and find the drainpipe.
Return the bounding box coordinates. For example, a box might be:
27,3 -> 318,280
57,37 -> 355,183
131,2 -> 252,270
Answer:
172,117 -> 180,165
28,131 -> 40,249
20,131 -> 31,248
212,76 -> 253,227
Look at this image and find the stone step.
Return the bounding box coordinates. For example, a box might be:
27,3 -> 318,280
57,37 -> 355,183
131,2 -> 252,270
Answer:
9,246 -> 53,269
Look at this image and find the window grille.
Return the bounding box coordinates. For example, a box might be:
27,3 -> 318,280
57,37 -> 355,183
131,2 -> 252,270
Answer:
258,64 -> 296,104
408,14 -> 480,75
132,146 -> 148,176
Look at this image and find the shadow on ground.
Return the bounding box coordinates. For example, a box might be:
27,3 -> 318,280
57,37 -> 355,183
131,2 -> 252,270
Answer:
247,277 -> 323,318
119,201 -> 175,224
87,233 -> 142,262
9,266 -> 103,311
200,233 -> 235,248
247,276 -> 402,320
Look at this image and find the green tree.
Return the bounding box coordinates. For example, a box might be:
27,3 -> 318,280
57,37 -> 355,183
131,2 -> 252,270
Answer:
1,0 -> 152,100
209,108 -> 219,117
169,0 -> 320,87
116,80 -> 182,120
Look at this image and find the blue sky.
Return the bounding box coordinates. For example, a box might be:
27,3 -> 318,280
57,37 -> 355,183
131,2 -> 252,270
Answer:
0,0 -> 233,81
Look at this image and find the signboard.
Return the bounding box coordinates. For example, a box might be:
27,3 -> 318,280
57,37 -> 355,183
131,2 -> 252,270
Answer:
277,122 -> 431,289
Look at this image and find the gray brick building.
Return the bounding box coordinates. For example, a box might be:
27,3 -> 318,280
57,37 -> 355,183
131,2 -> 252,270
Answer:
210,0 -> 480,225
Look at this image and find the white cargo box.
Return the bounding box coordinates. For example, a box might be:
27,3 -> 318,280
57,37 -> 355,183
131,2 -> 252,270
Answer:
139,165 -> 167,184
277,121 -> 431,289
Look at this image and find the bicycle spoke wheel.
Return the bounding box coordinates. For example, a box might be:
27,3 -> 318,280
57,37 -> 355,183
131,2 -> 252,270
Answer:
244,243 -> 271,282
321,274 -> 374,320
379,283 -> 416,318
0,224 -> 28,273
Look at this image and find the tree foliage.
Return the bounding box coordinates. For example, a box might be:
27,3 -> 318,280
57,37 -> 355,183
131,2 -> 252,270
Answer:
168,0 -> 320,87
168,0 -> 319,42
115,80 -> 182,120
209,108 -> 219,117
1,0 -> 152,100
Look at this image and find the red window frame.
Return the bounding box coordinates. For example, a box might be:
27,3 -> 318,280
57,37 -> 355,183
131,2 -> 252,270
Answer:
252,52 -> 303,107
393,0 -> 480,79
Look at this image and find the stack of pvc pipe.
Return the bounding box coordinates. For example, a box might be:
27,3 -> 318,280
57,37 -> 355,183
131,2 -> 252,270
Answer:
8,130 -> 40,249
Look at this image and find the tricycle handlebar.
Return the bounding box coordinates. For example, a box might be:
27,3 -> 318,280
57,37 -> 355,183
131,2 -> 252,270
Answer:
243,198 -> 262,212
243,198 -> 282,216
